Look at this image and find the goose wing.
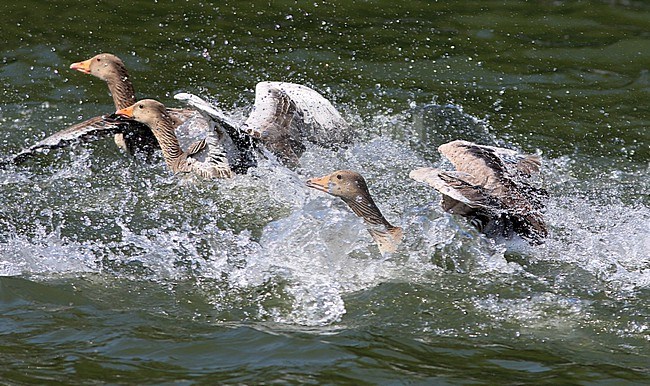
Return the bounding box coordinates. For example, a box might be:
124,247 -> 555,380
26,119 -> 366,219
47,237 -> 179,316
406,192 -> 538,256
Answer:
409,167 -> 499,211
172,95 -> 232,178
489,146 -> 541,177
6,115 -> 128,165
241,82 -> 350,166
410,166 -> 548,244
438,140 -> 541,182
266,82 -> 350,147
440,141 -> 548,243
183,118 -> 233,179
240,82 -> 304,166
174,92 -> 257,174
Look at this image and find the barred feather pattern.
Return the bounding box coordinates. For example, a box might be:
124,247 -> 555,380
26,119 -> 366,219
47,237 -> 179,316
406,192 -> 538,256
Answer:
146,107 -> 232,179
411,140 -> 548,245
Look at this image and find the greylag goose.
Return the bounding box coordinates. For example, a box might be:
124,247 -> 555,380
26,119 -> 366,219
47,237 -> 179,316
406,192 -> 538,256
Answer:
306,170 -> 403,254
4,53 -> 198,165
115,99 -> 236,179
175,81 -> 349,167
409,140 -> 547,245
69,53 -> 158,154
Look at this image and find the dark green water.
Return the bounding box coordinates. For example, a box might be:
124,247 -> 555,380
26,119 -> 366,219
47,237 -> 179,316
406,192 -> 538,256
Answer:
1,0 -> 649,384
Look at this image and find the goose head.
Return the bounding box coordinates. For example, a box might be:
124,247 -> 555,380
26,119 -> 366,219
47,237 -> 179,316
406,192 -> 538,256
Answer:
70,53 -> 129,83
306,170 -> 370,202
115,99 -> 173,134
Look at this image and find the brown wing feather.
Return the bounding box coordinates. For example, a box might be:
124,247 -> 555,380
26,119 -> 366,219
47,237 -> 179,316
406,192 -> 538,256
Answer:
412,141 -> 548,245
248,89 -> 302,165
8,115 -> 129,164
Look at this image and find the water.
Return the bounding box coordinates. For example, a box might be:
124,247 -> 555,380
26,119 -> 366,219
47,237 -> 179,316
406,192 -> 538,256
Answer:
1,0 -> 649,384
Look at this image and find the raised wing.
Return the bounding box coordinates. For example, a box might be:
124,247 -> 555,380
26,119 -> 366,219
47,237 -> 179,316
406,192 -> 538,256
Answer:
174,92 -> 257,173
438,140 -> 541,182
271,82 -> 350,147
239,83 -> 303,165
242,82 -> 351,166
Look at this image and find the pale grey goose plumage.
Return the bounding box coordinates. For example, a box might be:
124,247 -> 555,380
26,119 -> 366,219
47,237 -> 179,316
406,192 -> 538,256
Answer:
175,81 -> 350,167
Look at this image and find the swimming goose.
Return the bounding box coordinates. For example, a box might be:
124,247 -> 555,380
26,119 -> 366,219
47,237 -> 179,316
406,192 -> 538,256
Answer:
176,81 -> 349,167
5,53 -> 199,165
115,99 -> 235,178
306,170 -> 403,254
409,140 -> 547,245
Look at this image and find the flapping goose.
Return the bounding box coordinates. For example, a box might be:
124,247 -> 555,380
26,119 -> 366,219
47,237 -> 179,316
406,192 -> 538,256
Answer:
409,140 -> 547,245
115,99 -> 239,178
176,81 -> 349,167
4,53 -> 198,165
306,170 -> 403,254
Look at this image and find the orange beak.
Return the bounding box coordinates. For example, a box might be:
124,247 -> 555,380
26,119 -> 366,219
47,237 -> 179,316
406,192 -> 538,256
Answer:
306,174 -> 332,194
114,104 -> 135,118
70,58 -> 93,74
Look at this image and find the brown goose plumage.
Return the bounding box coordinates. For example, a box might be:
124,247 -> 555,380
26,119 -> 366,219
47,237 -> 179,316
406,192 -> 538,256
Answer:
115,99 -> 233,179
4,53 -> 200,165
70,53 -> 206,155
410,140 -> 548,245
70,53 -> 156,154
70,53 -> 136,110
306,170 -> 403,254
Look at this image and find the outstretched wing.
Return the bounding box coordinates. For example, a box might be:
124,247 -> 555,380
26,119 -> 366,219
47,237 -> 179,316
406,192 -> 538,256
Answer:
242,82 -> 350,166
173,92 -> 257,173
409,167 -> 498,211
5,115 -> 128,165
269,82 -> 350,147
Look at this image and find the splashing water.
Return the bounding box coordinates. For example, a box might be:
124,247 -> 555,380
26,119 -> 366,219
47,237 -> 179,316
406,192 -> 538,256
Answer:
1,102 -> 648,329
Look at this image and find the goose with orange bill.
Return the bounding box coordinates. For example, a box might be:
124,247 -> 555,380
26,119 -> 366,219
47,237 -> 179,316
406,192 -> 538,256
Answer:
5,53 -> 202,165
306,170 -> 403,254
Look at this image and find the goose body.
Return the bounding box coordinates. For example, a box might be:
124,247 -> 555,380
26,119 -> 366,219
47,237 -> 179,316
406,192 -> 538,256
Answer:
115,99 -> 238,179
176,81 -> 349,167
5,53 -> 201,165
306,170 -> 403,254
410,140 -> 547,244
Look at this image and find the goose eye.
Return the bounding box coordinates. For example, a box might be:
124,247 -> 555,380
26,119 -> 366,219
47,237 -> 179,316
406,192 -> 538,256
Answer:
138,104 -> 144,109
336,174 -> 342,180
96,58 -> 101,62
